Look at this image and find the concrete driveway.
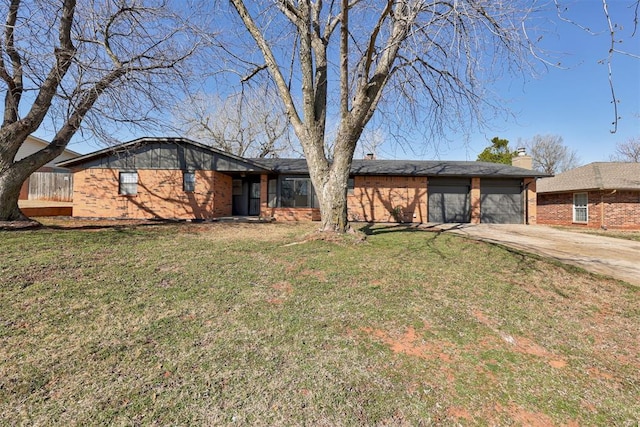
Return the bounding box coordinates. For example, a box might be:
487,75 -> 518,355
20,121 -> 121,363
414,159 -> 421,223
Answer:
438,224 -> 640,286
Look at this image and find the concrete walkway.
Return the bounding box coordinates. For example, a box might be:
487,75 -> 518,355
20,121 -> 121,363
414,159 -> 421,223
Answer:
438,224 -> 640,286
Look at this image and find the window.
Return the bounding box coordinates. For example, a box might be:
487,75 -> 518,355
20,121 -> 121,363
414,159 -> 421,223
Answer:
281,177 -> 319,208
183,171 -> 196,192
119,172 -> 138,195
573,193 -> 588,223
347,177 -> 355,195
268,178 -> 277,208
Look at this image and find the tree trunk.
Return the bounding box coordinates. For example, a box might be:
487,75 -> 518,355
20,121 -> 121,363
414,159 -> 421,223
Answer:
0,167 -> 29,221
304,130 -> 356,234
317,168 -> 350,232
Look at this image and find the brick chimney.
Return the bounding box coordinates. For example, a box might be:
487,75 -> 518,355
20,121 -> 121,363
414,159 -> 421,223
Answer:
364,153 -> 376,160
511,147 -> 532,169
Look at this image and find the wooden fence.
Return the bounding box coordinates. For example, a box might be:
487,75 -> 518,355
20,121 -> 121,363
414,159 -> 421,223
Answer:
28,172 -> 73,201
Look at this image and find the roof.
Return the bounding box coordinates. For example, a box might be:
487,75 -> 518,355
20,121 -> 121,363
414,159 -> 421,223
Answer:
58,137 -> 547,178
537,162 -> 640,193
252,158 -> 548,178
17,135 -> 82,167
57,137 -> 269,172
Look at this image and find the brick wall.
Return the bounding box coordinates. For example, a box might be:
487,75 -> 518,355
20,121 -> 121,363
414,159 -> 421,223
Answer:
347,176 -> 427,223
262,207 -> 321,221
72,168 -> 232,219
525,178 -> 537,225
537,190 -> 640,229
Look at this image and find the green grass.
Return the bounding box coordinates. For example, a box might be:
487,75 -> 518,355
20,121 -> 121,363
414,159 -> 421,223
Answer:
1,221 -> 638,425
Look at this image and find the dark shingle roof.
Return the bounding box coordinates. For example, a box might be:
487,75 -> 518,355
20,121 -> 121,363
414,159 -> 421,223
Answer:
252,158 -> 547,178
57,137 -> 269,171
537,162 -> 640,193
59,138 -> 547,179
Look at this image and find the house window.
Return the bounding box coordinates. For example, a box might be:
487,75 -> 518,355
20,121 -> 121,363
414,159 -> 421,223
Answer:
119,172 -> 138,195
268,178 -> 277,208
347,177 -> 355,195
281,177 -> 319,208
183,171 -> 196,192
573,193 -> 588,223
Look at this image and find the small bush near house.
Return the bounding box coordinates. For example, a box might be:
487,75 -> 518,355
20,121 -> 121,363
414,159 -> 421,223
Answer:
1,220 -> 638,425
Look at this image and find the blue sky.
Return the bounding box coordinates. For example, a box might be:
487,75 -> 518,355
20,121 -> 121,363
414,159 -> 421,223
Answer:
59,1 -> 639,164
378,0 -> 640,163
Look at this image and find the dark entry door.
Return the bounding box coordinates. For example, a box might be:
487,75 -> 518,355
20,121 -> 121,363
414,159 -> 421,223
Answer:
232,179 -> 247,215
428,178 -> 471,223
249,182 -> 260,216
480,179 -> 523,224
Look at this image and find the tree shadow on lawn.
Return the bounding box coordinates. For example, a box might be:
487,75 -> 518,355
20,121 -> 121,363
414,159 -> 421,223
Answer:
358,222 -> 469,236
1,217 -> 189,232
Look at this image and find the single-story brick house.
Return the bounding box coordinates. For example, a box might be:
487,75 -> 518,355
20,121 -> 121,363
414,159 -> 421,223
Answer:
58,137 -> 548,224
537,162 -> 640,229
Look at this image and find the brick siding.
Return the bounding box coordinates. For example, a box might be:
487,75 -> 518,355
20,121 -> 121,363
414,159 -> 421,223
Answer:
72,168 -> 232,219
537,190 -> 640,229
262,207 -> 321,221
524,178 -> 537,225
347,176 -> 427,223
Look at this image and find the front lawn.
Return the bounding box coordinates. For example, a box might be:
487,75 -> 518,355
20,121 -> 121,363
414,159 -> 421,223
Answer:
1,221 -> 638,425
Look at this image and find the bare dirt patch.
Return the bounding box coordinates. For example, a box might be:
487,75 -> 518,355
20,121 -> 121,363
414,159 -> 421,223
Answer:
362,325 -> 454,362
471,309 -> 568,368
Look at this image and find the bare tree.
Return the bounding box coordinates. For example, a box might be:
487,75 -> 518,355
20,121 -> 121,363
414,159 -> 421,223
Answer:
555,0 -> 640,133
0,0 -> 207,221
522,134 -> 579,174
611,137 -> 640,162
225,0 -> 536,232
173,89 -> 295,158
356,127 -> 386,160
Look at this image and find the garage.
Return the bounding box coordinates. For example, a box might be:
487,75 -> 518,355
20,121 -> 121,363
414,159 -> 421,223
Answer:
428,178 -> 471,223
480,179 -> 523,224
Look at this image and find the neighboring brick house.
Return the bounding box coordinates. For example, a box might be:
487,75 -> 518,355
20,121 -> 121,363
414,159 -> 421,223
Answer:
537,162 -> 640,229
58,137 -> 547,224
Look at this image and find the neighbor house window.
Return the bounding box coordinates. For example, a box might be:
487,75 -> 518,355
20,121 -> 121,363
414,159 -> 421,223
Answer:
183,171 -> 196,192
573,193 -> 588,223
281,177 -> 319,208
119,172 -> 138,195
347,177 -> 355,195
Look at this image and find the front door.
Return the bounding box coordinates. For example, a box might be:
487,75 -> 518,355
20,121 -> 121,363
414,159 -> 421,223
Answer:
249,181 -> 261,216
